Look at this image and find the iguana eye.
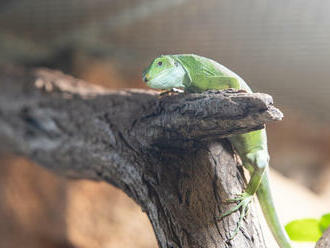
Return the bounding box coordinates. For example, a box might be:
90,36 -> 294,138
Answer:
158,61 -> 162,66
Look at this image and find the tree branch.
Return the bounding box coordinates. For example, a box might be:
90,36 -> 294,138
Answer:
316,227 -> 330,248
0,65 -> 283,247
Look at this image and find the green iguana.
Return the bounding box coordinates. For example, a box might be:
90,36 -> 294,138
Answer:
142,54 -> 292,248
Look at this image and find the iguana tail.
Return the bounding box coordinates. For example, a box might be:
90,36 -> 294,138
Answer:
257,169 -> 292,248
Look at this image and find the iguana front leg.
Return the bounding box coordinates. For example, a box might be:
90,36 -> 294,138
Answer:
190,75 -> 241,91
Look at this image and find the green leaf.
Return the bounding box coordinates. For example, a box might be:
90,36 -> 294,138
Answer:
320,213 -> 330,232
285,218 -> 322,242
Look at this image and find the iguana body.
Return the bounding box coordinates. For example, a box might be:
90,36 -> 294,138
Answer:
143,54 -> 292,248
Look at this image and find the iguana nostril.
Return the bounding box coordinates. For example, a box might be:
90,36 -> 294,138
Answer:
143,76 -> 149,82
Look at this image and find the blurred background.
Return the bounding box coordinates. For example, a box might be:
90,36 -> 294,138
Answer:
1,0 -> 330,247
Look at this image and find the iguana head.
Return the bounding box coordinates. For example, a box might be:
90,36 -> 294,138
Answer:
143,55 -> 186,89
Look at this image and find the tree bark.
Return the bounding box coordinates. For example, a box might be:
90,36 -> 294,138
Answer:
0,65 -> 283,248
316,227 -> 330,248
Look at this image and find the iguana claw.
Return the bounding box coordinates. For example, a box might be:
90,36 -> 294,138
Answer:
159,88 -> 184,96
218,192 -> 253,239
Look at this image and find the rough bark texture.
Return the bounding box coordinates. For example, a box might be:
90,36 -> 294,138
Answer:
0,65 -> 283,248
316,227 -> 330,248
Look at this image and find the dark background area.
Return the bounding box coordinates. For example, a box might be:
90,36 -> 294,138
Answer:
1,1 -> 330,247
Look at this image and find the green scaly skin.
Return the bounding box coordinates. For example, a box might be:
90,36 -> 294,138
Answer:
143,54 -> 292,248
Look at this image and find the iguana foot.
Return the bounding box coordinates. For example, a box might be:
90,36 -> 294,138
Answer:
218,192 -> 253,239
159,88 -> 184,96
